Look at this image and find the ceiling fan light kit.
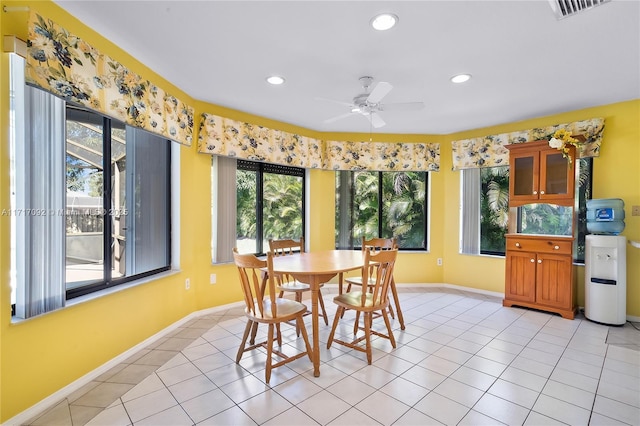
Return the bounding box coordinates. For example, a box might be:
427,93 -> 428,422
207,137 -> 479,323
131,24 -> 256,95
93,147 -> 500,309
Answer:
320,76 -> 424,129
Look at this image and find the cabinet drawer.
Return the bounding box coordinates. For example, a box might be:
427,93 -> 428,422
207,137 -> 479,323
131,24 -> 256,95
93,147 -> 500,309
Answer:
506,235 -> 573,255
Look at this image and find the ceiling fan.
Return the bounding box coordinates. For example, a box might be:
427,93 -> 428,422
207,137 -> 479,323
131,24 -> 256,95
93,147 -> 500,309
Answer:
318,76 -> 424,129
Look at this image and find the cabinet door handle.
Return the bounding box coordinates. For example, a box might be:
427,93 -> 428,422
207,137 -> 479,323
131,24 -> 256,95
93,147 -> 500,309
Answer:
533,190 -> 538,195
538,259 -> 542,263
554,245 -> 560,250
515,242 -> 521,248
540,190 -> 545,195
530,258 -> 535,262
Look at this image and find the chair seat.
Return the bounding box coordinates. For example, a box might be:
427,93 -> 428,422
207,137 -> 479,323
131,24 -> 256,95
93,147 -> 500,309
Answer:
344,276 -> 375,286
277,281 -> 311,292
277,281 -> 325,293
246,298 -> 308,322
333,291 -> 386,310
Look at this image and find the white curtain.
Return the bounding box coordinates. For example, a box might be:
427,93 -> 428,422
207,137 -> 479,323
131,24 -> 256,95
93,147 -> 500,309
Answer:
211,156 -> 237,263
15,85 -> 66,318
460,168 -> 481,255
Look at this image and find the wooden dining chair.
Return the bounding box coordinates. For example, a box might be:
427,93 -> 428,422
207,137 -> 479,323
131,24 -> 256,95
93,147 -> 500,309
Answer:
232,248 -> 313,383
326,248 -> 399,364
343,237 -> 398,318
269,238 -> 329,330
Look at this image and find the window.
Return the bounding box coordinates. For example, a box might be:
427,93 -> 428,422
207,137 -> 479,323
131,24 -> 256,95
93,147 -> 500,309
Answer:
11,83 -> 171,318
460,158 -> 592,262
64,106 -> 172,299
213,159 -> 305,259
335,171 -> 428,250
238,160 -> 305,254
460,166 -> 509,256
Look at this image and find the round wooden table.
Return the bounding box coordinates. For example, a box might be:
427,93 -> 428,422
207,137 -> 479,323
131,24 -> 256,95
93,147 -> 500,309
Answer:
270,250 -> 364,377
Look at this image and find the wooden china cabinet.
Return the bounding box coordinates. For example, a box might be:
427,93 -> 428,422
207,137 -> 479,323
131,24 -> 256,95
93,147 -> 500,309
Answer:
503,140 -> 577,319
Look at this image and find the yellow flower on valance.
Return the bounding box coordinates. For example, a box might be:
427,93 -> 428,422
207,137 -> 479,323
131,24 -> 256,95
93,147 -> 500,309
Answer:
198,113 -> 440,172
451,118 -> 604,171
25,12 -> 194,146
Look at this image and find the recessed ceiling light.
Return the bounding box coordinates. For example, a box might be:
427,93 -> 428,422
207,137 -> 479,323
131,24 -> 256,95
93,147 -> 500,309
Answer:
266,75 -> 285,85
371,13 -> 398,31
451,74 -> 471,83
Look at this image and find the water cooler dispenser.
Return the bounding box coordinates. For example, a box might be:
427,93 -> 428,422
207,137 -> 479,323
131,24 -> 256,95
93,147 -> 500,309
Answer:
584,199 -> 627,325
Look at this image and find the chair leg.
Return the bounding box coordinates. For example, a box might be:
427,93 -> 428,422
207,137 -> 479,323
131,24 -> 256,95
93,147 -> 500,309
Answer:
327,306 -> 343,349
279,290 -> 285,299
249,321 -> 259,345
276,323 -> 282,347
295,292 -> 303,336
364,312 -> 372,365
236,320 -> 252,363
387,302 -> 395,319
297,316 -> 314,362
266,323 -> 274,383
381,308 -> 396,348
318,289 -> 329,325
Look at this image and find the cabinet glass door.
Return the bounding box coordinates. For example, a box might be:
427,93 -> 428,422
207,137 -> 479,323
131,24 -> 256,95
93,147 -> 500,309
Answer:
513,156 -> 535,196
540,149 -> 574,204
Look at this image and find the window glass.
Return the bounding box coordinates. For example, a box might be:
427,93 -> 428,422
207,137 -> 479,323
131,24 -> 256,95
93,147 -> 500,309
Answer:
335,171 -> 428,250
236,160 -> 304,255
460,158 -> 592,262
65,106 -> 171,298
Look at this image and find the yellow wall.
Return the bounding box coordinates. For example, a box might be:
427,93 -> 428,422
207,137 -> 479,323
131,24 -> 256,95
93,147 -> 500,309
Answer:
0,1 -> 638,421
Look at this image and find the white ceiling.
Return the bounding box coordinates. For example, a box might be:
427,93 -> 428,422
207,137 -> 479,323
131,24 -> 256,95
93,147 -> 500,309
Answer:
54,0 -> 640,135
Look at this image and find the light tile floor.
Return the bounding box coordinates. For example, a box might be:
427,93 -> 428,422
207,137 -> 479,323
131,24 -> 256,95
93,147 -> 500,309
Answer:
25,287 -> 640,425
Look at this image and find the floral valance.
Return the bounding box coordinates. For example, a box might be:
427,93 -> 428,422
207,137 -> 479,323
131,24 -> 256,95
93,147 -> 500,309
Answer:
198,113 -> 324,168
25,12 -> 194,146
198,113 -> 440,172
451,118 -> 605,171
323,140 -> 440,171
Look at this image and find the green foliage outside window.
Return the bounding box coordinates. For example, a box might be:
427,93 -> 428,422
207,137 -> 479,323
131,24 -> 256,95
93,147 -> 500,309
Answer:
336,171 -> 427,250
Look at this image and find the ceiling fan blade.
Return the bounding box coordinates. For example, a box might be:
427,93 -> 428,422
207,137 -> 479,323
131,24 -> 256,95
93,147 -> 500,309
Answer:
368,112 -> 386,128
314,97 -> 354,107
324,111 -> 354,124
366,82 -> 393,104
380,101 -> 425,111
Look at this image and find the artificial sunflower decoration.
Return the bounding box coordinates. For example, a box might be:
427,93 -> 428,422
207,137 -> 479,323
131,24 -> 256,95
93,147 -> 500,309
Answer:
548,129 -> 583,164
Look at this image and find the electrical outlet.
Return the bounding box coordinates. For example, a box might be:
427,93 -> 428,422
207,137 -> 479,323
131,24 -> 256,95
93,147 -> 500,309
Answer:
185,278 -> 190,290
437,258 -> 443,266
632,205 -> 640,216
210,273 -> 217,284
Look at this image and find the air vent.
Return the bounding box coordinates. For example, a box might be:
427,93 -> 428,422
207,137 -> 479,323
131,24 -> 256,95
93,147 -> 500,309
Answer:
548,0 -> 610,19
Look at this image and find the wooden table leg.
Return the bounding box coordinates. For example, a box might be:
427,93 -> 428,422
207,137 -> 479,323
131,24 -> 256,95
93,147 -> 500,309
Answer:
390,278 -> 405,330
310,278 -> 320,377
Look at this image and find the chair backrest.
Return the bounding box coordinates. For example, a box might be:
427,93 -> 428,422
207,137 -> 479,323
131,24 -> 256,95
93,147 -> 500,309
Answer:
269,238 -> 304,256
268,238 -> 304,286
233,248 -> 277,318
360,247 -> 398,307
361,236 -> 397,253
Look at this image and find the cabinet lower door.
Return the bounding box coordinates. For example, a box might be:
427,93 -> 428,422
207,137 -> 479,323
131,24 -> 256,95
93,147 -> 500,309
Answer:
505,251 -> 536,303
535,254 -> 573,310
